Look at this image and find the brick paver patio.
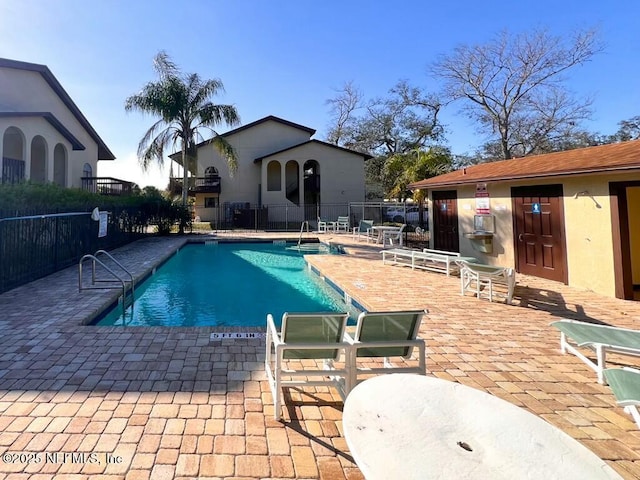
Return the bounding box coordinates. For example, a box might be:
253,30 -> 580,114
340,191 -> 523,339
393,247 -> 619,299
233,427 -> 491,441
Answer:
0,232 -> 639,479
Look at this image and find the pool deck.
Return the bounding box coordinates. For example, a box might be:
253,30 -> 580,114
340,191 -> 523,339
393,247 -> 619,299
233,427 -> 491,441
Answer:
1,232 -> 640,479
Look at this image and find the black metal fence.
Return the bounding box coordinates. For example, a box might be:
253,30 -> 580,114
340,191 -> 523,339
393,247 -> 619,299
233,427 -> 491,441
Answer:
195,202 -> 430,232
0,209 -> 145,294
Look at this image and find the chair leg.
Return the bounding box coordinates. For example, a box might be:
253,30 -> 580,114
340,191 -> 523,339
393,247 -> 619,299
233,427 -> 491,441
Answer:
625,406 -> 640,429
274,352 -> 282,420
596,345 -> 606,384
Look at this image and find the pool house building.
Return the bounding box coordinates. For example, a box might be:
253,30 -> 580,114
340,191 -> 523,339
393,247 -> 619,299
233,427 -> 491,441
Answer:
409,140 -> 640,300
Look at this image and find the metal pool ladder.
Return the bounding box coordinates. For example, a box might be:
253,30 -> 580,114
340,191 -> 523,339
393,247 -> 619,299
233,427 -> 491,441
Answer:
78,250 -> 135,317
298,220 -> 310,247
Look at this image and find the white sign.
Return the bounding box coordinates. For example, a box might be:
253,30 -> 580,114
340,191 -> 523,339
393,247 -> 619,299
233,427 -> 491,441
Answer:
98,212 -> 108,238
475,183 -> 490,214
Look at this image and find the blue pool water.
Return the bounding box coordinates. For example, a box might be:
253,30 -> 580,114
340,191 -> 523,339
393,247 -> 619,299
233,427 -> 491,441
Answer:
96,242 -> 353,327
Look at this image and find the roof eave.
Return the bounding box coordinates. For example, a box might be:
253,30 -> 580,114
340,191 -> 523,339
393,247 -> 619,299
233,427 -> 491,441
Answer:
409,165 -> 640,190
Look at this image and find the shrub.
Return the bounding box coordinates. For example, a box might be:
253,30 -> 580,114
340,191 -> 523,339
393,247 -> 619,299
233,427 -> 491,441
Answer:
0,182 -> 190,235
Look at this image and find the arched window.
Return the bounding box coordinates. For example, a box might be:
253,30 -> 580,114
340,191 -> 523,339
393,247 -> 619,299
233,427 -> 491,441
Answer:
285,160 -> 299,205
30,136 -> 47,183
53,144 -> 67,187
53,143 -> 67,187
267,161 -> 281,191
2,127 -> 26,183
82,163 -> 94,192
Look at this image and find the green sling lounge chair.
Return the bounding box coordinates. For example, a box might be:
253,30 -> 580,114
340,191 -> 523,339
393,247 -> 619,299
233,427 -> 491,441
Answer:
603,368 -> 640,429
344,310 -> 427,389
551,319 -> 640,384
265,312 -> 350,420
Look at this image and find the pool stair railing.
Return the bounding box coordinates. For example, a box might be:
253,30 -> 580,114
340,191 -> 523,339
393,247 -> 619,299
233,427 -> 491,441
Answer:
298,220 -> 310,247
78,250 -> 135,317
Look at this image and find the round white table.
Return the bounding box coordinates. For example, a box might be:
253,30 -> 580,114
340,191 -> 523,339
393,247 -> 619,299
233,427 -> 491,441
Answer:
343,374 -> 622,480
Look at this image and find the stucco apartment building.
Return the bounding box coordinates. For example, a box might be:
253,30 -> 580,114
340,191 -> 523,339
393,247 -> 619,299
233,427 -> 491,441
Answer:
170,115 -> 372,225
0,57 -> 116,191
409,140 -> 640,300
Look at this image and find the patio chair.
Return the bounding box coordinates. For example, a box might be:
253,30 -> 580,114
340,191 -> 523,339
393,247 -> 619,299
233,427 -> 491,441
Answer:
265,312 -> 351,420
352,219 -> 374,241
459,260 -> 516,304
317,217 -> 335,234
381,224 -> 407,248
336,216 -> 350,233
551,319 -> 640,384
344,310 -> 427,388
603,368 -> 640,428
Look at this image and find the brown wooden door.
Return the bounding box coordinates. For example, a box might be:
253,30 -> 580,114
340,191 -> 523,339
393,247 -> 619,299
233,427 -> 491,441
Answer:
512,185 -> 567,283
432,191 -> 459,252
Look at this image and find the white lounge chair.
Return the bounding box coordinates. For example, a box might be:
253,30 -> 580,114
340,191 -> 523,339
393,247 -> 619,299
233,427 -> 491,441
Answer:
603,367 -> 640,428
352,219 -> 374,241
265,312 -> 350,420
344,310 -> 427,389
336,216 -> 350,233
381,224 -> 407,248
551,319 -> 640,384
459,260 -> 516,304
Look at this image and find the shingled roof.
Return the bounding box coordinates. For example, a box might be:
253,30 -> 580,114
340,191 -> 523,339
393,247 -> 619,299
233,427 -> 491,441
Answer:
408,140 -> 640,189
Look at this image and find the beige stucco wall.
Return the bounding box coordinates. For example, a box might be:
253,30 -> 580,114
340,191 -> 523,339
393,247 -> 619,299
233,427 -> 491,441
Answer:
429,171 -> 640,298
194,120 -> 312,206
191,119 -> 366,225
0,67 -> 101,187
260,142 -> 366,207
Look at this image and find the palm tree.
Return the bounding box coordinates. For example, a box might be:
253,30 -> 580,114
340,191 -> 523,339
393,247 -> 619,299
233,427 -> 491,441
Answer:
125,51 -> 240,206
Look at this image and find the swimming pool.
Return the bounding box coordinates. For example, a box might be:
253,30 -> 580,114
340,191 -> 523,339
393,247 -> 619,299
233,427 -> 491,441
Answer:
96,242 -> 355,327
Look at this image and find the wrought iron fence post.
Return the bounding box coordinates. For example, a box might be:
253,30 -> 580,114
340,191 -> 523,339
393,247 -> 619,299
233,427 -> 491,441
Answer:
54,213 -> 59,270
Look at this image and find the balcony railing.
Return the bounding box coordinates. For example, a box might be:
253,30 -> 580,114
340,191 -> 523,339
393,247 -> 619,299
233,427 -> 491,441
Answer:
81,177 -> 135,196
170,176 -> 221,196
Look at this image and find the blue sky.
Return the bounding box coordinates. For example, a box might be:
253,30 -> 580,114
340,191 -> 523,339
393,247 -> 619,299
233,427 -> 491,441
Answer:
1,0 -> 638,189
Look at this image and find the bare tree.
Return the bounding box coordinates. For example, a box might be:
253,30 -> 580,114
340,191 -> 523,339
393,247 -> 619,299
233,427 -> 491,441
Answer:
325,81 -> 363,145
326,80 -> 442,156
432,28 -> 603,159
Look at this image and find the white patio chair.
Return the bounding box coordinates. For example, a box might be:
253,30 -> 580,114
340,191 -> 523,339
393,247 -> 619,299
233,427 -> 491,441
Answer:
265,312 -> 351,420
336,216 -> 350,233
344,310 -> 427,389
352,220 -> 374,241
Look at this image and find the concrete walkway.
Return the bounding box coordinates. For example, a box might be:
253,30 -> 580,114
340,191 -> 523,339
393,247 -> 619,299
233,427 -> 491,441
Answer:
0,232 -> 638,479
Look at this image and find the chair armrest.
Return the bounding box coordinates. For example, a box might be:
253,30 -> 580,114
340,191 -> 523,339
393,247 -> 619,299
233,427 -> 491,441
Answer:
266,314 -> 283,346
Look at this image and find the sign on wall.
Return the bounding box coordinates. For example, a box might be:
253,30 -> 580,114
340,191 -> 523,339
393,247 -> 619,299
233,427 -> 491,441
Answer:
475,183 -> 490,214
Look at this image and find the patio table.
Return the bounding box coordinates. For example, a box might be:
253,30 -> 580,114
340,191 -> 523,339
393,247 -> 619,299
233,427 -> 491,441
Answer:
343,374 -> 622,480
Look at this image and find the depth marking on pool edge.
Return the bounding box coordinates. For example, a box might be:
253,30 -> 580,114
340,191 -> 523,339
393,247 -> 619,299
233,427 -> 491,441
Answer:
210,332 -> 266,340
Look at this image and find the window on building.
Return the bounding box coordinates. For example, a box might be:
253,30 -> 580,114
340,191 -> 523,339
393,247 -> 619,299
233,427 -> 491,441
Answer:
204,197 -> 219,208
267,160 -> 281,191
